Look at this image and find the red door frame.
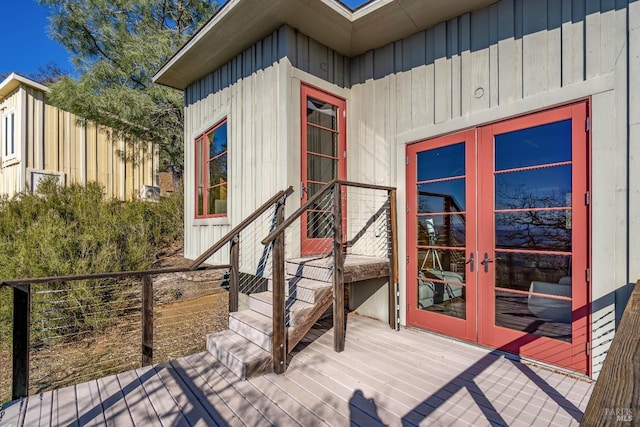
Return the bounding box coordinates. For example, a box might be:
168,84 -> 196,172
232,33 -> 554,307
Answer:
406,129 -> 478,343
300,85 -> 347,255
477,102 -> 590,374
406,101 -> 590,374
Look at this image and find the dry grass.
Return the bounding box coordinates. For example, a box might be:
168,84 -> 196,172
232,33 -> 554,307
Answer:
0,288 -> 229,405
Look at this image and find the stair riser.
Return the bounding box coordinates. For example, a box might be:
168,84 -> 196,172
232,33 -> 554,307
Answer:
285,262 -> 332,282
206,333 -> 273,380
249,295 -> 273,318
229,316 -> 272,352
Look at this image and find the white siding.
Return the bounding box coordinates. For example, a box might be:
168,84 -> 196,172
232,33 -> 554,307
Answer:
184,28 -> 294,263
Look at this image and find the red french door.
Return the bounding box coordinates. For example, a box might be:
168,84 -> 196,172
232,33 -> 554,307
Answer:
300,85 -> 347,255
407,102 -> 590,374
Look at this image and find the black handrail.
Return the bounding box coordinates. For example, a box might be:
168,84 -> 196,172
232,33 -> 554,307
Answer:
190,186 -> 294,270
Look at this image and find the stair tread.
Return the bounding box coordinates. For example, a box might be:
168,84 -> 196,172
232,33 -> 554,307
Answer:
208,330 -> 271,363
251,291 -> 314,311
230,310 -> 273,335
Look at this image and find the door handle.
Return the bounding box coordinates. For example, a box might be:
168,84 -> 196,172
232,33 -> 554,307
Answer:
300,182 -> 307,199
466,252 -> 474,272
480,252 -> 501,273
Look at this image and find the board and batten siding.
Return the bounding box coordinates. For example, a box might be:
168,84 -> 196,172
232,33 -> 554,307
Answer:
345,0 -> 630,377
0,83 -> 157,200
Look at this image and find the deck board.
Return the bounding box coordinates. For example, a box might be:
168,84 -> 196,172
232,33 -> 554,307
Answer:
2,315 -> 594,426
95,373 -> 135,427
75,378 -> 107,426
51,384 -> 79,426
132,365 -> 190,427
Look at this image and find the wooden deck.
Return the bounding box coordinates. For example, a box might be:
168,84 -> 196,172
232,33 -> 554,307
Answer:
0,315 -> 593,426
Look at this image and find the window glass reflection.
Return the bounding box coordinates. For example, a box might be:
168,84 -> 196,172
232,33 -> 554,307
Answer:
495,165 -> 571,210
495,210 -> 571,251
417,280 -> 466,319
495,290 -> 571,342
417,143 -> 465,181
418,215 -> 466,247
495,120 -> 571,171
494,252 -> 571,293
418,180 -> 465,213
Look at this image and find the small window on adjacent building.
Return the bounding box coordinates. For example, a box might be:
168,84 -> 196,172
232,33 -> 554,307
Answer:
2,110 -> 16,160
195,120 -> 228,218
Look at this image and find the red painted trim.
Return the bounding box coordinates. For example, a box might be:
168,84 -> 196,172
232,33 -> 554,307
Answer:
406,101 -> 591,375
194,119 -> 228,219
300,84 -> 347,255
406,128 -> 477,343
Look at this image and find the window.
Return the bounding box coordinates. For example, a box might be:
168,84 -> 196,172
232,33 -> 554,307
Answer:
195,120 -> 228,218
2,110 -> 15,160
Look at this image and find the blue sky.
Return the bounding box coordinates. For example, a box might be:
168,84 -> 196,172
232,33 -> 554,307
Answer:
0,0 -> 372,79
0,1 -> 74,77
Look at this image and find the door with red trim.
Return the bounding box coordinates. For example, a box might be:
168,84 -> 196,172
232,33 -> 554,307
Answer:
406,129 -> 478,342
407,102 -> 590,374
300,85 -> 346,255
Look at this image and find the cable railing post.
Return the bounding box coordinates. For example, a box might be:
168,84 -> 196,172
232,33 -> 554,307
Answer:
12,284 -> 30,399
272,197 -> 286,374
229,234 -> 240,312
141,275 -> 154,367
388,189 -> 399,331
333,183 -> 345,352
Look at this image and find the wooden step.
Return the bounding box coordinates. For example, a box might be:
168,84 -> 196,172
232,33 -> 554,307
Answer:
206,330 -> 272,380
228,310 -> 272,352
249,291 -> 314,327
285,258 -> 333,282
267,275 -> 332,304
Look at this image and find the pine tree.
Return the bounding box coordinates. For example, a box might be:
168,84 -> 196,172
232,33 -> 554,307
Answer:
38,0 -> 220,176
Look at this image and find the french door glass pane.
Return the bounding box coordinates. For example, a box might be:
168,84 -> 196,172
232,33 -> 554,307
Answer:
495,120 -> 571,170
495,290 -> 571,342
495,165 -> 571,210
495,210 -> 572,251
417,143 -> 465,181
417,215 -> 466,247
417,180 -> 466,212
417,280 -> 466,319
494,252 -> 572,293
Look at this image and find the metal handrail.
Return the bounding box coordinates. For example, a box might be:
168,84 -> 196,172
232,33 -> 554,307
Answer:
0,265 -> 229,288
262,180 -> 395,245
190,186 -> 294,270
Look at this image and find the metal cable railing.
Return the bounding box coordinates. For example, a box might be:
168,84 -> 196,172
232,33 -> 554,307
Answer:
263,180 -> 398,374
0,186 -> 295,403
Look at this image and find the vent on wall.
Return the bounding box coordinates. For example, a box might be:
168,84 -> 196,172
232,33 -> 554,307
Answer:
140,185 -> 160,200
28,169 -> 65,193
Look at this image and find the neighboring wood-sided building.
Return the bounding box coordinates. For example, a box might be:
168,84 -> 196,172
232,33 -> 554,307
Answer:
0,73 -> 159,200
154,0 -> 640,379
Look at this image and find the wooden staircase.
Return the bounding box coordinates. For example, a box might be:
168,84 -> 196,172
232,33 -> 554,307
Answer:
205,257 -> 334,379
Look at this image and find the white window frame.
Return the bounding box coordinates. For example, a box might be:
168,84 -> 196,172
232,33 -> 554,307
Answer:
2,109 -> 16,161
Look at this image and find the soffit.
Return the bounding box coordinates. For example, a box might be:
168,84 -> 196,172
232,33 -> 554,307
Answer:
154,0 -> 496,90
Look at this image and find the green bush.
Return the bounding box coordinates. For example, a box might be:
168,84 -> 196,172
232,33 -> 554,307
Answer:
0,180 -> 183,346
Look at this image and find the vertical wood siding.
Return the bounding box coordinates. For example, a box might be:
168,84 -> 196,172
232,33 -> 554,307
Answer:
344,0 -> 628,378
0,85 -> 156,200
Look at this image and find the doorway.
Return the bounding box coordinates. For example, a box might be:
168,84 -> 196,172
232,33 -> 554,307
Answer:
300,85 -> 346,255
406,102 -> 590,374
